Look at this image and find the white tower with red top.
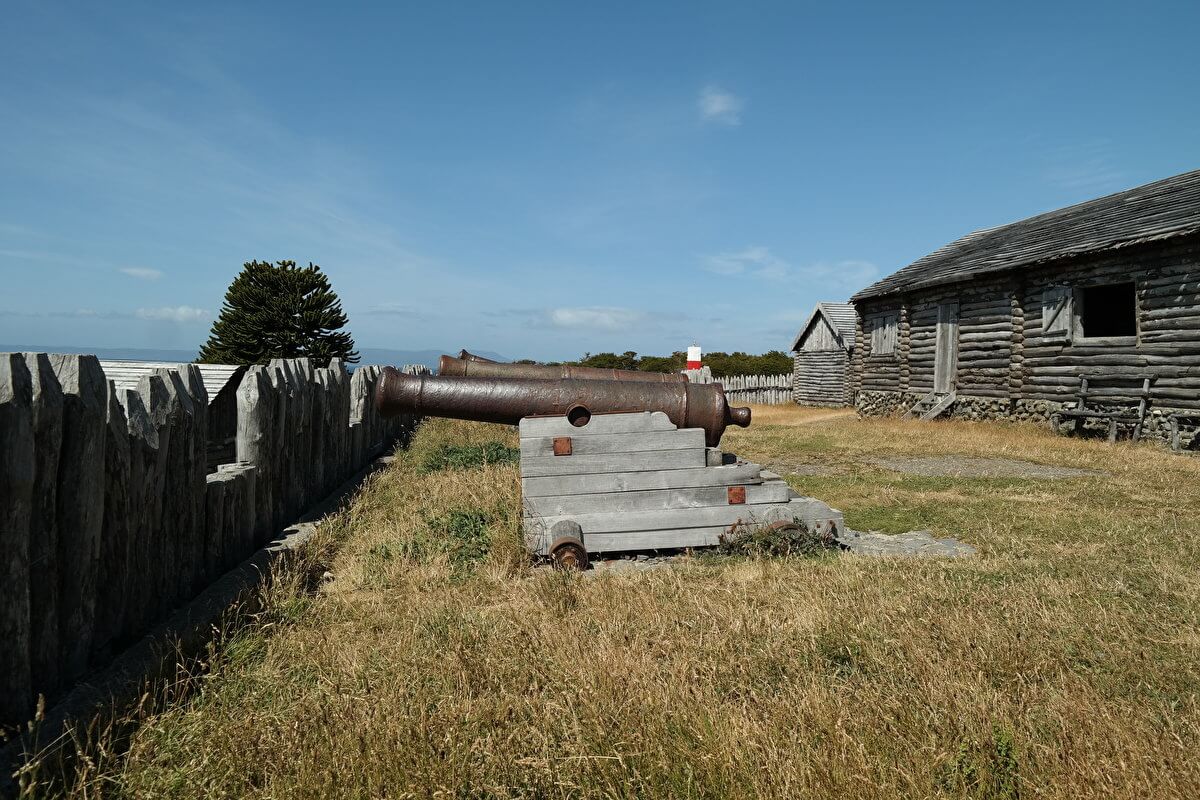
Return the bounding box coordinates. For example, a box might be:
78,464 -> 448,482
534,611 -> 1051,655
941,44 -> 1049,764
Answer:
686,344 -> 702,371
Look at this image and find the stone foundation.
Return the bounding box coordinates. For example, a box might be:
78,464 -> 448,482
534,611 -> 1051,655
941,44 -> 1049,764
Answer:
854,390 -> 1198,452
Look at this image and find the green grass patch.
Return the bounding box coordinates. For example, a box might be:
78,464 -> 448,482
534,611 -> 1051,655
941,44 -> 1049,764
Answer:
418,441 -> 519,473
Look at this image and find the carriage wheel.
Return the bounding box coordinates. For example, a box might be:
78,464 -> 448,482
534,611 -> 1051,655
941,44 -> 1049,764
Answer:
550,539 -> 589,571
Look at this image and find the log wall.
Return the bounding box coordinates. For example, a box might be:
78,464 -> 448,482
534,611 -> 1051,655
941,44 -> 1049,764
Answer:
852,234 -> 1200,444
0,354 -> 425,727
792,350 -> 850,406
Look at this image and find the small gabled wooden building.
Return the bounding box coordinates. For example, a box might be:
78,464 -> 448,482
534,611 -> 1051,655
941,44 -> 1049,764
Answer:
790,302 -> 855,406
100,360 -> 249,470
850,169 -> 1200,449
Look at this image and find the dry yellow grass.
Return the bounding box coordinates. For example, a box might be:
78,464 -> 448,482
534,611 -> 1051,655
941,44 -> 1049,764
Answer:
24,407 -> 1200,798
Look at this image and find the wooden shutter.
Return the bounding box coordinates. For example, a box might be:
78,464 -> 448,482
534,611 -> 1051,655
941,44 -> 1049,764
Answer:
1042,286 -> 1073,340
869,313 -> 897,355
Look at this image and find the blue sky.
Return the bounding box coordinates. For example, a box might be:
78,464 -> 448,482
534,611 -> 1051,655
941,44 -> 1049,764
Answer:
2,1 -> 1198,361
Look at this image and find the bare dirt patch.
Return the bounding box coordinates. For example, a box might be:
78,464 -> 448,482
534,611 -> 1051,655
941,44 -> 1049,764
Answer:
864,455 -> 1102,479
747,405 -> 856,427
762,462 -> 839,477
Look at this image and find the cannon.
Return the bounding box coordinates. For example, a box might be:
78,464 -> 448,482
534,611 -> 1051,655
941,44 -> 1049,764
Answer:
437,354 -> 687,384
374,370 -> 842,568
377,368 -> 747,446
456,349 -> 496,363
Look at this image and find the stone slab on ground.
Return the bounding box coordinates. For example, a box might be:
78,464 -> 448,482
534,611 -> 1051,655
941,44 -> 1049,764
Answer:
588,554 -> 679,575
535,527 -> 976,574
864,455 -> 1100,479
837,529 -> 976,558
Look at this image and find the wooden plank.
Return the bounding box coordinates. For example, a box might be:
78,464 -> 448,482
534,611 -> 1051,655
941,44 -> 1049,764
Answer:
524,480 -> 793,517
527,498 -> 837,536
522,462 -> 764,497
520,428 -> 705,458
934,302 -> 959,394
519,411 -> 677,438
526,526 -> 728,555
520,448 -> 706,478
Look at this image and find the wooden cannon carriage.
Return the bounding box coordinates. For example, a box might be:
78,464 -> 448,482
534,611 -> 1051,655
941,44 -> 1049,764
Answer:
518,410 -> 842,568
375,359 -> 843,568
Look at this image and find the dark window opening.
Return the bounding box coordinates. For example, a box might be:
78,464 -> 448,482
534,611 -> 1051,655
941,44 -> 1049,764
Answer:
1079,282 -> 1136,338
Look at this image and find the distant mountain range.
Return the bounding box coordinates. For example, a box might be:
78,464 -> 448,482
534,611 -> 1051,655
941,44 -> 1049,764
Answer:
0,345 -> 510,371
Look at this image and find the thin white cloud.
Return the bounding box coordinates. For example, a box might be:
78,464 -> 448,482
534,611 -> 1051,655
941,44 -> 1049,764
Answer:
363,302 -> 425,317
698,86 -> 743,126
0,307 -> 126,319
808,259 -> 879,287
703,247 -> 879,291
119,266 -> 163,280
704,246 -> 789,280
1042,139 -> 1126,193
135,306 -> 210,323
548,307 -> 648,331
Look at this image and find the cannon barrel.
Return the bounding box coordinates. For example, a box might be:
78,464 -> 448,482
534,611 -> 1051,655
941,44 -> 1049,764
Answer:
438,354 -> 687,383
376,369 -> 750,446
456,349 -> 496,363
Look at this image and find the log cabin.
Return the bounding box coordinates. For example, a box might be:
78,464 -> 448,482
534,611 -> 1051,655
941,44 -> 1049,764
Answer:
790,301 -> 855,406
850,169 -> 1200,450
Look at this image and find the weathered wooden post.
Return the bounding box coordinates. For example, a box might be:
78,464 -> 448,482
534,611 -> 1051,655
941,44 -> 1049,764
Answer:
94,382 -> 131,662
224,467 -> 244,558
204,471 -> 227,579
311,367 -> 329,499
236,366 -> 274,546
267,363 -> 289,534
119,385 -> 158,635
328,358 -> 347,483
349,367 -> 370,470
230,463 -> 257,555
291,358 -> 315,511
356,367 -> 373,457
23,353 -> 62,697
156,369 -> 194,608
182,365 -> 210,594
138,372 -> 173,620
49,354 -> 107,683
268,359 -> 296,527
335,361 -> 351,480
0,354 -> 35,723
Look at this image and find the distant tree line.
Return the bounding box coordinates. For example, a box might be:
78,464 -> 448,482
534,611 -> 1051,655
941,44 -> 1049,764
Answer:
513,350 -> 792,377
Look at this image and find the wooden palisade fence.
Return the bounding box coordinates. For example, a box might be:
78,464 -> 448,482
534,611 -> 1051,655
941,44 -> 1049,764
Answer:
0,353 -> 425,727
682,368 -> 794,405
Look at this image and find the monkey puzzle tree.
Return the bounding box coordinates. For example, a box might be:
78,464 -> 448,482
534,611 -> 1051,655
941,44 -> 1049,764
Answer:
198,260 -> 359,366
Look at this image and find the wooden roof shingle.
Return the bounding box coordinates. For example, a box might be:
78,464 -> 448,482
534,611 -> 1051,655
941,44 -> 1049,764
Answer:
852,168 -> 1200,301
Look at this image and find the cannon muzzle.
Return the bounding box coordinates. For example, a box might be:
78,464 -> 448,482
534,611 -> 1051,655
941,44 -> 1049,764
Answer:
376,369 -> 750,446
438,354 -> 687,383
457,350 -> 496,363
